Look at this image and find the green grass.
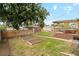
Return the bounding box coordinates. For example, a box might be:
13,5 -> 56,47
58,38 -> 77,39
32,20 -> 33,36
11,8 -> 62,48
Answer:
36,31 -> 52,37
9,35 -> 71,56
32,38 -> 70,56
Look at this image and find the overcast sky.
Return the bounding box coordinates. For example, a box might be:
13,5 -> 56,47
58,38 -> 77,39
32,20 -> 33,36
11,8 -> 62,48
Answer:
42,3 -> 79,25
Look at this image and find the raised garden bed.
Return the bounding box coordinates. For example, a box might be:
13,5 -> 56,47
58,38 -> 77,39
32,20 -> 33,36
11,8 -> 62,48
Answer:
25,39 -> 42,45
23,35 -> 42,45
53,32 -> 74,40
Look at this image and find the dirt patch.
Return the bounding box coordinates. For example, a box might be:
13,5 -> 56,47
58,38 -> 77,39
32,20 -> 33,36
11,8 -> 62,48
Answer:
0,39 -> 11,56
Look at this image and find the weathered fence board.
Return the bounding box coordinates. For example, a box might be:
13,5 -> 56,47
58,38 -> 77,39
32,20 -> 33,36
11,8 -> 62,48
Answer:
0,27 -> 41,39
1,30 -> 33,39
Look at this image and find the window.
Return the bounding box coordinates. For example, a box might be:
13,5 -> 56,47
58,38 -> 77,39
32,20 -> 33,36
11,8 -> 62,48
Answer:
69,22 -> 77,29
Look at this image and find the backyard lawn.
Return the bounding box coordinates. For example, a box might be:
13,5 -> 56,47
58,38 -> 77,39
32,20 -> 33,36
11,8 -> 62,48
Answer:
35,31 -> 53,37
8,32 -> 72,56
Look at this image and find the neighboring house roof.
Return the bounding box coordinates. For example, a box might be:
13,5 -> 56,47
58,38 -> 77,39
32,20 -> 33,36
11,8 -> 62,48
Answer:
53,19 -> 79,23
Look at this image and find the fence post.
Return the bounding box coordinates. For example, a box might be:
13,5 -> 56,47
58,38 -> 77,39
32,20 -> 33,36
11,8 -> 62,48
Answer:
0,30 -> 3,41
0,30 -> 1,41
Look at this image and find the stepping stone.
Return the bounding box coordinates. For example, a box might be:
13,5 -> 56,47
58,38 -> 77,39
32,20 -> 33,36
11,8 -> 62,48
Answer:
26,39 -> 42,45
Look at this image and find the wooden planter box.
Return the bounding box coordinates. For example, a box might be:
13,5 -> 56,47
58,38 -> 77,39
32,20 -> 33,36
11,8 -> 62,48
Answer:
64,30 -> 76,34
53,32 -> 74,40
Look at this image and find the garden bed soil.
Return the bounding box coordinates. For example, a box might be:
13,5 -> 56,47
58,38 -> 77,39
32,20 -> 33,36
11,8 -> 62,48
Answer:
23,36 -> 42,45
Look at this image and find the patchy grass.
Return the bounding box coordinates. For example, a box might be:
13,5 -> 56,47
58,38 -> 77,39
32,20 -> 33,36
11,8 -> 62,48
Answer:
9,35 -> 71,56
9,37 -> 28,55
36,31 -> 52,37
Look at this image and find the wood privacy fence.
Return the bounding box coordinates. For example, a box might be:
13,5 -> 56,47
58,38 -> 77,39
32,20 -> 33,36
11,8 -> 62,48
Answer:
1,29 -> 33,39
0,27 -> 41,39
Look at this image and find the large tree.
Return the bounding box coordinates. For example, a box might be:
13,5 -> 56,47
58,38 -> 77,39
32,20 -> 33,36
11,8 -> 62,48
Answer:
0,3 -> 49,30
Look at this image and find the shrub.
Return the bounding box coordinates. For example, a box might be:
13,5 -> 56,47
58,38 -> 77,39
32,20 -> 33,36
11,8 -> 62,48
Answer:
0,25 -> 7,30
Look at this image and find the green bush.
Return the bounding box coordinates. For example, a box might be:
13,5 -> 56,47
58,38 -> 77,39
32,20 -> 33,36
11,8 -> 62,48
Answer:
0,25 -> 7,30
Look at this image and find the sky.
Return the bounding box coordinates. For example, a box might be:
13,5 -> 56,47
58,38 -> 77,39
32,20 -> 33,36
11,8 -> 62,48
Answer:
42,3 -> 79,25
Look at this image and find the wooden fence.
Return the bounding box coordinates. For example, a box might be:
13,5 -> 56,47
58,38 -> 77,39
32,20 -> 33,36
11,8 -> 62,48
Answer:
0,26 -> 42,39
1,29 -> 33,39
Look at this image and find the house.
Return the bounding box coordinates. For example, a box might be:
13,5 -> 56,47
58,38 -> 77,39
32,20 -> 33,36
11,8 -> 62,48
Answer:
52,19 -> 79,39
43,25 -> 52,32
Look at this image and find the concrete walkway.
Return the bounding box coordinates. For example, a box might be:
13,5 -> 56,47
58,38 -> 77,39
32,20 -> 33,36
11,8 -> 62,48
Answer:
0,39 -> 11,56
